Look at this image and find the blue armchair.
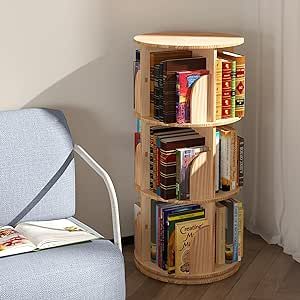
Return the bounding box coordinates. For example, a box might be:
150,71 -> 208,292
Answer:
0,108 -> 125,300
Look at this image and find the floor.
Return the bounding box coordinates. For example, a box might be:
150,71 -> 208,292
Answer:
124,231 -> 300,300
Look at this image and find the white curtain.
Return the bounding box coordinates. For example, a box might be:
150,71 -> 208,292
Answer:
241,0 -> 300,261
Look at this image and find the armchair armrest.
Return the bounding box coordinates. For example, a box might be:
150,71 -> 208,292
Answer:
74,144 -> 122,252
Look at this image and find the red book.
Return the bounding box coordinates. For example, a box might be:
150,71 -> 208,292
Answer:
221,60 -> 232,118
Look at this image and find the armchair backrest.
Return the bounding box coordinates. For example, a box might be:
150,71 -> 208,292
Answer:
0,108 -> 75,225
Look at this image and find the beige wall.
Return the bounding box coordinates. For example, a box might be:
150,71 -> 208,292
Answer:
0,0 -> 252,238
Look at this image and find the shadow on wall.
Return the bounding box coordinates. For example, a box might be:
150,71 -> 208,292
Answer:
23,55 -> 135,238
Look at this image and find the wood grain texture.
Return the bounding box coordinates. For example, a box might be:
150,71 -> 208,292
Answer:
192,49 -> 217,122
189,225 -> 213,274
139,187 -> 240,204
190,75 -> 208,124
134,32 -> 244,50
134,254 -> 240,285
140,48 -> 151,116
134,69 -> 141,115
138,115 -> 242,128
134,143 -> 142,187
189,152 -> 211,201
125,231 -> 300,300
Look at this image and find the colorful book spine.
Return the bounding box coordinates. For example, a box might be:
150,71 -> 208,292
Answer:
215,130 -> 220,192
230,60 -> 236,117
233,200 -> 239,262
154,64 -> 161,119
176,71 -> 202,124
235,59 -> 245,117
237,200 -> 244,261
175,218 -> 209,275
238,136 -> 244,186
216,58 -> 222,120
176,146 -> 208,200
220,128 -> 231,191
221,60 -> 232,118
216,203 -> 226,264
230,127 -> 237,190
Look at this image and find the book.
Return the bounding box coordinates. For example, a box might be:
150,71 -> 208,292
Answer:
215,58 -> 222,119
175,218 -> 209,275
233,199 -> 244,262
159,134 -> 205,199
215,130 -> 220,192
176,146 -> 209,200
150,50 -> 192,117
151,199 -> 164,262
220,59 -> 232,118
160,204 -> 200,270
223,125 -> 237,190
232,200 -> 239,262
237,136 -> 244,186
237,200 -> 244,261
167,208 -> 205,274
0,219 -> 100,258
150,127 -> 184,189
221,200 -> 234,264
219,127 -> 231,191
176,70 -> 209,124
221,51 -> 246,118
216,203 -> 226,264
153,128 -> 195,191
133,50 -> 140,110
159,57 -> 207,123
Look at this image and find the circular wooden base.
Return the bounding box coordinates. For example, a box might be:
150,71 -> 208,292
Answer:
134,255 -> 241,285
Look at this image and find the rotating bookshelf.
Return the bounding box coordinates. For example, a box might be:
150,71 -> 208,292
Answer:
133,32 -> 245,284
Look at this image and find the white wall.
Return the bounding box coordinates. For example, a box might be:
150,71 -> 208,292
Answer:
0,0 -> 257,238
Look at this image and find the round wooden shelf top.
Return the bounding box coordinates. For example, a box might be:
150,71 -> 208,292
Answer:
134,32 -> 244,49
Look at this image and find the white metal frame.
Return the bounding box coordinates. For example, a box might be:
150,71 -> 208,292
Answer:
74,144 -> 122,252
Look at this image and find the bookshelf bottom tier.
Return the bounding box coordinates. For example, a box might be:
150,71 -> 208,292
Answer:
134,253 -> 241,285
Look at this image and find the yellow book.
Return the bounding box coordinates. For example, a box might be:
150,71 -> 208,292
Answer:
215,58 -> 222,119
175,218 -> 208,275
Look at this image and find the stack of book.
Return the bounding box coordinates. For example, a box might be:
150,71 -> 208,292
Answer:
215,126 -> 244,193
216,51 -> 246,119
151,200 -> 208,274
216,199 -> 244,264
150,126 -> 207,199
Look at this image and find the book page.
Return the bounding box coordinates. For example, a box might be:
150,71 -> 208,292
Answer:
0,226 -> 35,258
15,219 -> 99,250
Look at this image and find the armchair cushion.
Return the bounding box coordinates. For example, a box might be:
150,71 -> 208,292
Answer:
0,239 -> 125,300
0,108 -> 75,225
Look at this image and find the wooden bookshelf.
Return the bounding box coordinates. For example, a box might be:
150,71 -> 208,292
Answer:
134,32 -> 244,284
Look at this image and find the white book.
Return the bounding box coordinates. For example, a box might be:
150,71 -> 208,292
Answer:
0,218 -> 101,258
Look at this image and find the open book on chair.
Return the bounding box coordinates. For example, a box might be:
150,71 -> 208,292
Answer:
0,218 -> 101,258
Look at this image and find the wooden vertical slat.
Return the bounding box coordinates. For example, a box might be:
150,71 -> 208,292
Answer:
192,49 -> 217,122
134,70 -> 142,115
191,127 -> 215,201
134,143 -> 142,187
140,193 -> 151,261
189,225 -> 213,274
140,47 -> 151,117
190,75 -> 208,124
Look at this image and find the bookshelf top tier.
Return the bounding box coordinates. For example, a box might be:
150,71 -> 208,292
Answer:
134,32 -> 244,49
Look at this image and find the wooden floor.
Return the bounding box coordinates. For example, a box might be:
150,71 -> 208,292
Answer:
124,231 -> 300,300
